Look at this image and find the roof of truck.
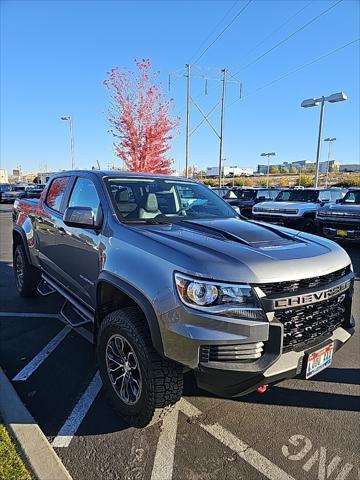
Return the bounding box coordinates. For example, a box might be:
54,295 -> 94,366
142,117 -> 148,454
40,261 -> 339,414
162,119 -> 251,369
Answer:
54,170 -> 198,183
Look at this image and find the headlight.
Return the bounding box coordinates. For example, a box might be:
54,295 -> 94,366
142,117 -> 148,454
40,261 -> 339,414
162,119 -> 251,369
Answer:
174,273 -> 265,320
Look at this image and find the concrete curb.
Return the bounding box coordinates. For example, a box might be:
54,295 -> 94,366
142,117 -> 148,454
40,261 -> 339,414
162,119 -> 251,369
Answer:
0,367 -> 72,480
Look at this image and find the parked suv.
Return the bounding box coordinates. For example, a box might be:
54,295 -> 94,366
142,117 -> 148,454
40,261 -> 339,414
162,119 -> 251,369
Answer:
316,188 -> 360,241
13,171 -> 355,427
225,187 -> 282,218
252,188 -> 346,232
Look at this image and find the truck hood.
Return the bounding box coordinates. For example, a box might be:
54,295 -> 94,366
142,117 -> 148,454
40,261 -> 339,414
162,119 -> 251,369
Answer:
132,217 -> 350,283
319,203 -> 360,218
254,201 -> 316,211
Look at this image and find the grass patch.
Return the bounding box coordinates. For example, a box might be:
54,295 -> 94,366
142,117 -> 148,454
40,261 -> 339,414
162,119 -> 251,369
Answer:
0,423 -> 31,480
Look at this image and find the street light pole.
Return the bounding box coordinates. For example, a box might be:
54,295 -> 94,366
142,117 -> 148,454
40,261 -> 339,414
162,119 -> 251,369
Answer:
324,137 -> 336,187
218,68 -> 227,187
185,64 -> 191,178
260,152 -> 276,188
301,92 -> 347,188
314,97 -> 325,188
61,115 -> 75,170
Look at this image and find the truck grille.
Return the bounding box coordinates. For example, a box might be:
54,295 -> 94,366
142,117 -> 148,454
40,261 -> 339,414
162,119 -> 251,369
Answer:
200,342 -> 264,363
275,294 -> 346,351
257,266 -> 350,296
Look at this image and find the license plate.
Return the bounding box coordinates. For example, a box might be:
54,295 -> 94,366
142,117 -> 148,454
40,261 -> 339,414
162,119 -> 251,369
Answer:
306,343 -> 334,379
336,229 -> 348,237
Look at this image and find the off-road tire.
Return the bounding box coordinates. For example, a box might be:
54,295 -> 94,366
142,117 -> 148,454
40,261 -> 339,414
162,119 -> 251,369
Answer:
97,307 -> 183,428
302,217 -> 316,234
13,244 -> 41,297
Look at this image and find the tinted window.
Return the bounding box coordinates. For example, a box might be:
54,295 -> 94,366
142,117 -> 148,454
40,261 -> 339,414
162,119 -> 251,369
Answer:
276,190 -> 318,202
46,177 -> 70,212
68,177 -> 100,215
342,191 -> 360,204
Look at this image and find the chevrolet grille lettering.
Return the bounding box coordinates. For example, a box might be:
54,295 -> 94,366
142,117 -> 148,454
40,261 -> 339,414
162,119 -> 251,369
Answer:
273,279 -> 351,310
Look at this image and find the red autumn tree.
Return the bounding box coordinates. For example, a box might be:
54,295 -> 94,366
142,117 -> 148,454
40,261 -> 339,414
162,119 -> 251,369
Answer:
104,59 -> 179,174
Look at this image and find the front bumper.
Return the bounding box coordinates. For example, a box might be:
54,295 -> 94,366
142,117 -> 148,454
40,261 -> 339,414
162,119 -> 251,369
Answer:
159,273 -> 355,398
195,321 -> 355,397
252,214 -> 302,226
316,218 -> 360,241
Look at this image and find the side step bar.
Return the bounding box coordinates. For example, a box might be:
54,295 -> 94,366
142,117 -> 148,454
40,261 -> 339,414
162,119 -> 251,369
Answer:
61,301 -> 91,327
41,274 -> 94,327
37,279 -> 56,296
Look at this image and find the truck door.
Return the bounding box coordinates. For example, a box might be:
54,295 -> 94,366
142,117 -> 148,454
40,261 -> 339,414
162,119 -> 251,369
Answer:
37,175 -> 72,278
51,176 -> 102,306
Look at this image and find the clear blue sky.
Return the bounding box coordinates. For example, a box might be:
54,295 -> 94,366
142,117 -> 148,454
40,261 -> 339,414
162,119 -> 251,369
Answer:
1,0 -> 359,175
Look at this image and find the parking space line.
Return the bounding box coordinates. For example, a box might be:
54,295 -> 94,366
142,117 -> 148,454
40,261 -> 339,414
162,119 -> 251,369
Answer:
0,312 -> 61,318
201,422 -> 295,480
12,325 -> 72,381
151,398 -> 296,480
150,408 -> 179,480
52,371 -> 102,448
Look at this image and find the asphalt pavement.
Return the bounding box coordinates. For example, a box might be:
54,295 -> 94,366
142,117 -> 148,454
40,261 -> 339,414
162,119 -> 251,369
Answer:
0,203 -> 359,480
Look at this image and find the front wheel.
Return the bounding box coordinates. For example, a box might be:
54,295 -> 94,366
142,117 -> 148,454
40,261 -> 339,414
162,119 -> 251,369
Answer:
97,307 -> 183,428
302,217 -> 316,234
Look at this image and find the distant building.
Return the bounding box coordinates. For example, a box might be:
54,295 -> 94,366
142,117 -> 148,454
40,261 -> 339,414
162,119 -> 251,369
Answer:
318,160 -> 340,173
206,166 -> 254,178
340,164 -> 360,173
38,172 -> 56,184
0,169 -> 9,184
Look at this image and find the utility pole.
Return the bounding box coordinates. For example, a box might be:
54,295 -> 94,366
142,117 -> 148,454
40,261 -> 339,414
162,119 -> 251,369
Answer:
185,64 -> 191,178
218,68 -> 227,187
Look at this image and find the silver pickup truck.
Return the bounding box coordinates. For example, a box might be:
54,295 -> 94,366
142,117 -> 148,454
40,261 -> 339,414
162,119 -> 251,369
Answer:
252,188 -> 346,232
13,171 -> 355,427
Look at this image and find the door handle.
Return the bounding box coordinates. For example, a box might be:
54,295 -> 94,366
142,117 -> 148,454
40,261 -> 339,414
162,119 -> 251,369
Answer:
57,226 -> 66,235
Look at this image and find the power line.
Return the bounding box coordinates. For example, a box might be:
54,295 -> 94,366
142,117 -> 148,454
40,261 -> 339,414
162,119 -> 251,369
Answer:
185,38 -> 359,127
229,38 -> 359,105
189,0 -> 240,64
232,0 -> 344,75
240,0 -> 312,60
192,0 -> 254,65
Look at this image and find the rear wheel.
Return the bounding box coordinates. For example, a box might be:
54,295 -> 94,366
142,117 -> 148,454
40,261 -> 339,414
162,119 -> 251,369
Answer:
97,307 -> 183,428
13,244 -> 40,297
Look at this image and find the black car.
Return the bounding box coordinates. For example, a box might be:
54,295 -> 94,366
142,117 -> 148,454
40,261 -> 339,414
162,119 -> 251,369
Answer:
225,187 -> 282,218
316,188 -> 360,242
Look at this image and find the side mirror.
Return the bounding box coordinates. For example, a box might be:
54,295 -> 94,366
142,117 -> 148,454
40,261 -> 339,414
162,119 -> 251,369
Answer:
335,198 -> 341,203
232,205 -> 241,215
63,206 -> 102,229
257,196 -> 266,202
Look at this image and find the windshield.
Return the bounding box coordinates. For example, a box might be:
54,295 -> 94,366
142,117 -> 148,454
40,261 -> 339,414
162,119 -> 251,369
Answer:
275,190 -> 318,203
341,190 -> 360,205
232,189 -> 256,200
105,177 -> 238,223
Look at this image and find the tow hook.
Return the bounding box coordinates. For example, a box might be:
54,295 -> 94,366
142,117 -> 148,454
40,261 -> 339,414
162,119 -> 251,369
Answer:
256,384 -> 268,394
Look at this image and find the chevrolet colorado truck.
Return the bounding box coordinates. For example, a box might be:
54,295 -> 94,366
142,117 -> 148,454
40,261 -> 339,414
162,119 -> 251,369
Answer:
13,171 -> 355,427
316,188 -> 360,242
252,187 -> 346,232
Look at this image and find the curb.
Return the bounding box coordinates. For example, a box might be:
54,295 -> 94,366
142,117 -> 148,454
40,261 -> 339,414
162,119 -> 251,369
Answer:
0,367 -> 73,480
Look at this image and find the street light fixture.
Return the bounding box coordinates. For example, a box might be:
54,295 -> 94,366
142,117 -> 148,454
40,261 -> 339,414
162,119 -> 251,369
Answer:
301,92 -> 347,187
324,137 -> 336,187
260,152 -> 276,188
61,115 -> 75,170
